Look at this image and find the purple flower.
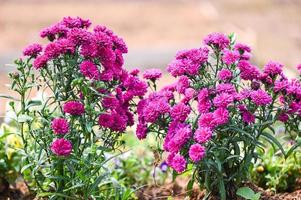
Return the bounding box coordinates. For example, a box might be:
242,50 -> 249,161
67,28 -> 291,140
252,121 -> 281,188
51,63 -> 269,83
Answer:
189,144 -> 206,162
216,83 -> 236,94
250,89 -> 272,106
222,50 -> 240,65
23,43 -> 43,57
204,32 -> 230,49
263,61 -> 283,77
198,88 -> 211,113
218,69 -> 232,81
61,16 -> 91,29
51,118 -> 69,135
176,76 -> 191,94
98,111 -> 128,132
182,88 -> 196,103
241,110 -> 255,124
101,95 -> 120,109
238,60 -> 261,81
63,101 -> 85,116
168,154 -> 187,173
50,138 -> 72,157
142,97 -> 170,123
167,48 -> 208,77
44,42 -> 62,59
33,55 -> 49,69
143,68 -> 162,80
159,161 -> 168,173
136,123 -> 148,140
235,89 -> 252,101
213,93 -> 233,108
194,127 -> 212,143
122,74 -> 148,98
80,60 -> 101,80
213,108 -> 229,126
171,103 -> 191,122
198,113 -> 216,129
129,68 -> 140,76
278,113 -> 289,122
274,80 -> 288,93
234,43 -> 251,53
166,125 -> 192,153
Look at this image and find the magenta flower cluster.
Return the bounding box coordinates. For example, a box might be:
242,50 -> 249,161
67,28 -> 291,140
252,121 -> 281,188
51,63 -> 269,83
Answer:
136,32 -> 301,173
22,17 -> 148,157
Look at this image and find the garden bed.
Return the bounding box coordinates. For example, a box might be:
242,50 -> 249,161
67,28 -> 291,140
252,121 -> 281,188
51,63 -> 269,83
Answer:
137,182 -> 301,200
2,180 -> 301,200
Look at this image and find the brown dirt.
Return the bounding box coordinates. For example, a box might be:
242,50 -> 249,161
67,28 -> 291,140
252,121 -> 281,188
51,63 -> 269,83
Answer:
0,180 -> 33,200
1,180 -> 301,199
137,181 -> 301,200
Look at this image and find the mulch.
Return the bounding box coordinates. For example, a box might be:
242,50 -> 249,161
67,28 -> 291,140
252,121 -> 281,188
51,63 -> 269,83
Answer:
1,180 -> 301,200
137,181 -> 301,200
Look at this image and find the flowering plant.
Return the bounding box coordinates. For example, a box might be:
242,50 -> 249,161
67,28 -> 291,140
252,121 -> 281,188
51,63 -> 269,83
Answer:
8,17 -> 147,198
136,33 -> 301,199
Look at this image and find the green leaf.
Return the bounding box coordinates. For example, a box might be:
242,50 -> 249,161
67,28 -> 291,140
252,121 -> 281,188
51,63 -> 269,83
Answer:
218,179 -> 226,200
38,192 -> 73,199
261,131 -> 285,156
26,100 -> 42,109
286,141 -> 301,158
0,94 -> 19,101
17,114 -> 33,122
20,163 -> 34,173
236,187 -> 260,200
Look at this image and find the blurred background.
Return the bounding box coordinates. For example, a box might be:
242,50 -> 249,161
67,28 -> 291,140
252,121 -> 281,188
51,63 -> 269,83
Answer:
0,0 -> 301,116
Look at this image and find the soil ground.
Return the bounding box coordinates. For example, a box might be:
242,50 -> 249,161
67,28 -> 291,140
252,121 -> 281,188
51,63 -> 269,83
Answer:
1,180 -> 301,200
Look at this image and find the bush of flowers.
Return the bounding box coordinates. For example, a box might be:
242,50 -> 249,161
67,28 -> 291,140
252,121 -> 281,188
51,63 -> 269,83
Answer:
137,33 -> 301,199
8,17 -> 147,199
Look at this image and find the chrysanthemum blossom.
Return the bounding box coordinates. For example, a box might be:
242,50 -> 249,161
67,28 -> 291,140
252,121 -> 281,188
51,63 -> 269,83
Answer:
189,144 -> 206,162
51,118 -> 69,135
218,69 -> 232,81
33,55 -> 49,69
80,60 -> 101,80
63,101 -> 85,116
204,32 -> 230,49
234,43 -> 251,53
222,50 -> 240,65
250,89 -> 272,106
50,138 -> 72,156
23,43 -> 43,57
136,123 -> 148,140
170,102 -> 191,122
194,127 -> 212,143
263,61 -> 283,77
168,154 -> 187,173
238,60 -> 260,81
143,68 -> 162,80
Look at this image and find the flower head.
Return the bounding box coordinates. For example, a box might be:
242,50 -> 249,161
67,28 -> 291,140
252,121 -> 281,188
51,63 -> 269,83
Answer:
263,61 -> 283,77
168,153 -> 187,173
204,32 -> 230,49
218,69 -> 232,81
250,89 -> 272,106
63,101 -> 85,116
189,144 -> 206,162
143,68 -> 162,80
23,43 -> 43,57
194,127 -> 212,143
50,138 -> 72,156
51,118 -> 69,135
33,55 -> 49,69
80,60 -> 100,80
222,50 -> 239,65
171,102 -> 191,122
